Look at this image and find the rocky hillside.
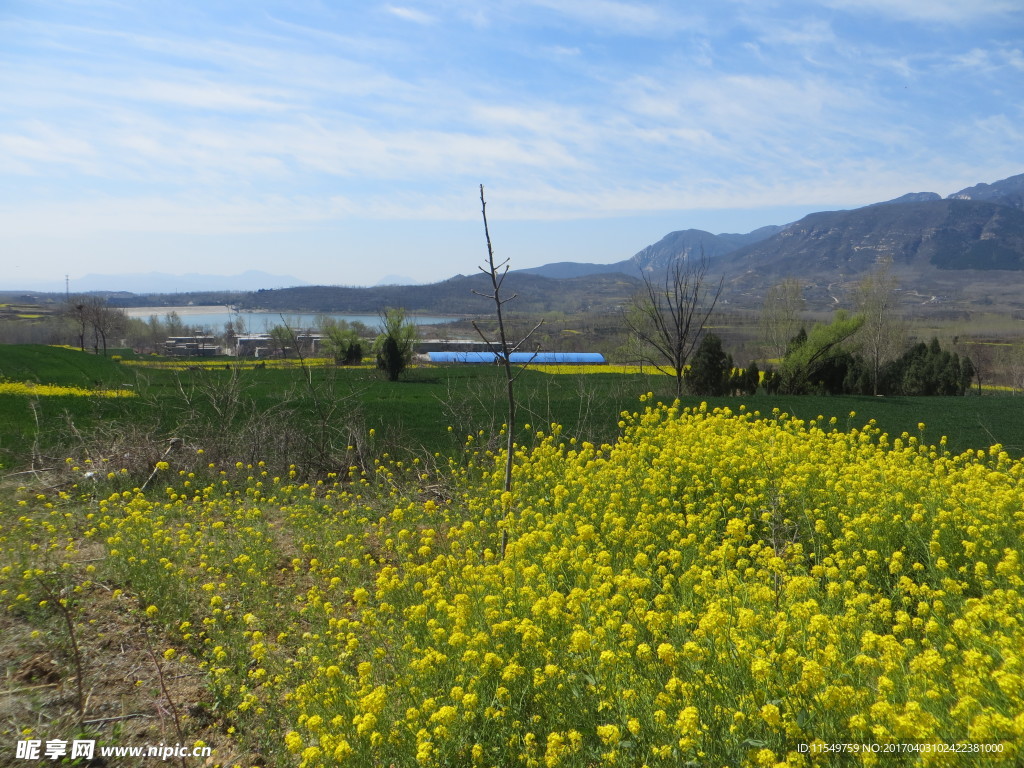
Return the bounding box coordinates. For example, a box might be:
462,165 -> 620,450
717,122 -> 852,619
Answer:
724,198 -> 1024,279
520,173 -> 1024,285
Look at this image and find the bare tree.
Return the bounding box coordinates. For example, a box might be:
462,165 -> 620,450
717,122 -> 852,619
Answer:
759,278 -> 805,360
999,341 -> 1024,395
65,299 -> 89,351
81,296 -> 126,356
624,253 -> 723,398
957,339 -> 992,395
854,257 -> 905,395
472,185 -> 542,556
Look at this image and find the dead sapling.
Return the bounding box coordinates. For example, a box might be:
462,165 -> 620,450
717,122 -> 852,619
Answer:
143,629 -> 189,768
35,575 -> 86,725
472,184 -> 543,558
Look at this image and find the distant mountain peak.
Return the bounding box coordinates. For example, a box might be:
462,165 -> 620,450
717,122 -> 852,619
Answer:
628,226 -> 785,273
947,172 -> 1024,210
450,171 -> 1024,297
515,224 -> 783,280
630,229 -> 717,272
871,192 -> 942,206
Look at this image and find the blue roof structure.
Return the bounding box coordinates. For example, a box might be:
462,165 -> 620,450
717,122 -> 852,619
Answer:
427,351 -> 606,365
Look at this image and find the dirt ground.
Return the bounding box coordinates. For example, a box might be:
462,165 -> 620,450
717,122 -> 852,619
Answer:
0,583 -> 259,767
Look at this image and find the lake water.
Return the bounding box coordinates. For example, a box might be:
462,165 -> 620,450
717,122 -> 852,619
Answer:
123,306 -> 457,332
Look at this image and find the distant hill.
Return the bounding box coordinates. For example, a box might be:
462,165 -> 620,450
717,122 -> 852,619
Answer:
869,192 -> 943,206
712,188 -> 1024,311
948,173 -> 1024,210
517,225 -> 782,280
514,261 -> 627,279
505,172 -> 1024,313
233,272 -> 641,316
629,226 -> 784,273
375,274 -> 421,286
15,172 -> 1022,317
3,270 -> 309,294
518,173 -> 1024,284
723,198 -> 1024,280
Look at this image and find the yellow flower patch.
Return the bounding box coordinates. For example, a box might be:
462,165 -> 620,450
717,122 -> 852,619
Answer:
121,358 -> 358,370
0,381 -> 136,397
532,364 -> 670,375
3,401 -> 1022,766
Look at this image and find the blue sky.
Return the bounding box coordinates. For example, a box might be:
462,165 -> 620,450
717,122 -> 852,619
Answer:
2,0 -> 1022,289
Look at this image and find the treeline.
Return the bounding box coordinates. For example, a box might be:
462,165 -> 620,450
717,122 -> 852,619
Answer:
769,327 -> 974,396
686,323 -> 974,397
237,273 -> 640,316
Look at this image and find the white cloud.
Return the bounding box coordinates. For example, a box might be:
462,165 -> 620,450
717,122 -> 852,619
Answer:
768,18 -> 836,48
613,70 -> 884,156
0,122 -> 98,173
385,5 -> 436,25
522,0 -> 697,35
1,0 -> 1021,284
548,45 -> 581,57
950,47 -> 1024,74
821,0 -> 1020,23
469,103 -> 593,142
127,78 -> 294,112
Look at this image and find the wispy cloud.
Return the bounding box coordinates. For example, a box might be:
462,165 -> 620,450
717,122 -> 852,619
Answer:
0,122 -> 99,175
384,5 -> 436,25
524,0 -> 694,34
821,0 -> 1020,23
1,0 -> 1021,283
950,47 -> 1024,74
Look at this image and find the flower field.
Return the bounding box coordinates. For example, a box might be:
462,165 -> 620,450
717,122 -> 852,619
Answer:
0,380 -> 137,397
2,400 -> 1023,766
532,365 -> 669,375
119,357 -> 371,371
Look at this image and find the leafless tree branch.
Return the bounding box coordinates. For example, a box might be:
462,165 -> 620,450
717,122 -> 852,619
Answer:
474,185 -> 544,558
624,251 -> 723,398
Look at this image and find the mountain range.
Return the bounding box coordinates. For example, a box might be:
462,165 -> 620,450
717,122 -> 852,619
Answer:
8,173 -> 1024,315
508,172 -> 1024,312
516,225 -> 784,279
520,173 -> 1024,282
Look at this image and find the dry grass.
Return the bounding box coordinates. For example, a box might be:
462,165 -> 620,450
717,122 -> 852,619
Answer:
0,567 -> 257,767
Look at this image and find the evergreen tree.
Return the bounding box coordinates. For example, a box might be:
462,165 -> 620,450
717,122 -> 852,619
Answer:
341,341 -> 363,365
373,308 -> 417,381
684,334 -> 732,396
786,327 -> 808,355
875,338 -> 972,396
814,348 -> 856,395
319,317 -> 365,365
377,336 -> 403,381
960,356 -> 976,395
728,367 -> 745,396
843,356 -> 871,395
742,361 -> 760,395
778,313 -> 863,394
